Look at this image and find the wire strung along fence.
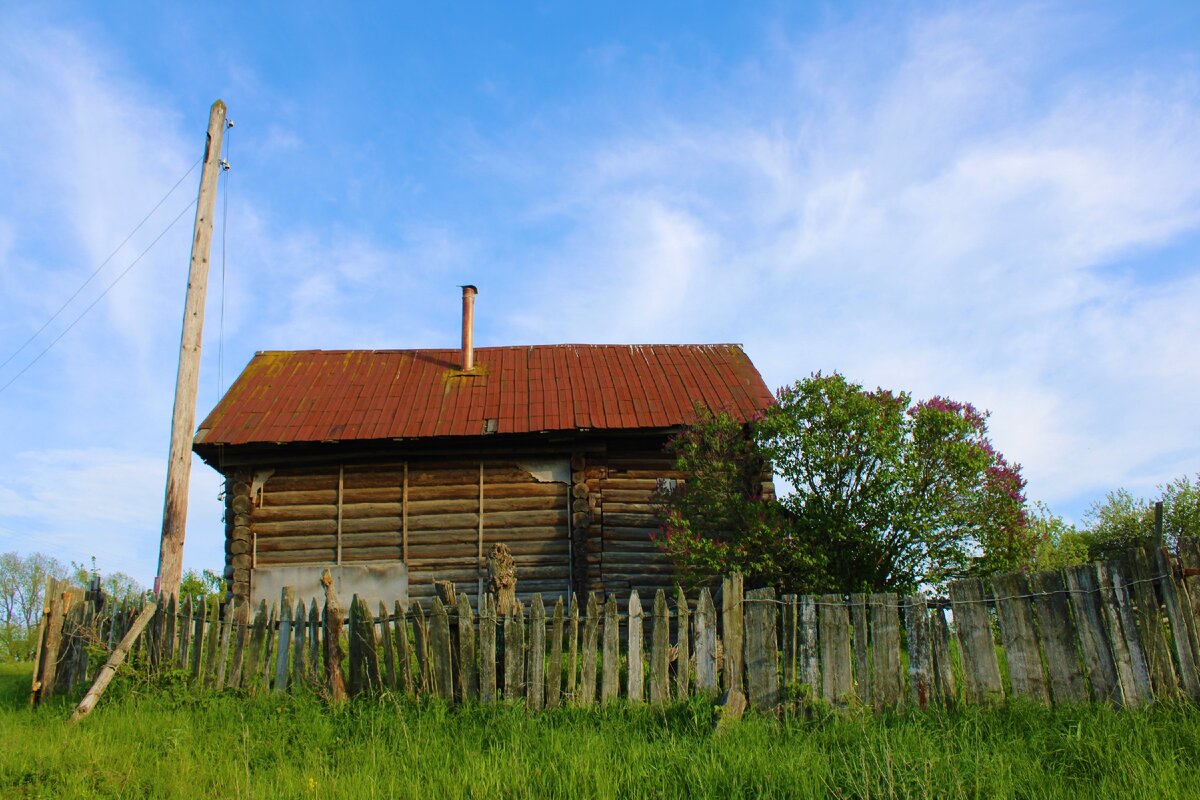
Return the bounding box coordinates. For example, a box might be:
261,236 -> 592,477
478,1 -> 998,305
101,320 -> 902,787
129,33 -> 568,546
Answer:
29,537 -> 1200,714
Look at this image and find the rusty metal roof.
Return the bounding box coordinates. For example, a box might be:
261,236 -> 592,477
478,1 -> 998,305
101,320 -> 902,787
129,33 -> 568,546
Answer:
194,344 -> 773,447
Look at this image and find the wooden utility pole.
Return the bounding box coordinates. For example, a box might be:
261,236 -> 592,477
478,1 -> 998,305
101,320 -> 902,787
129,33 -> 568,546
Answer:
155,99 -> 227,599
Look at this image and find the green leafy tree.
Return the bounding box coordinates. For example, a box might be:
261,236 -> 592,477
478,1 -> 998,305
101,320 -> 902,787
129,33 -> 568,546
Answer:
757,374 -> 1029,592
1028,501 -> 1091,570
1084,473 -> 1200,558
178,568 -> 225,604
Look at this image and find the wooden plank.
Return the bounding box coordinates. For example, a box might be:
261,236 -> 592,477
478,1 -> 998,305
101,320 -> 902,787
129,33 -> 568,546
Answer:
163,595 -> 178,671
992,573 -> 1048,703
430,597 -> 454,700
547,597 -> 564,708
650,589 -> 670,705
1028,570 -> 1087,704
578,593 -> 600,706
1177,539 -> 1200,680
745,587 -> 780,710
1127,549 -> 1178,698
850,594 -> 870,706
566,595 -> 580,702
216,601 -> 236,688
412,601 -> 431,694
245,600 -> 267,694
780,595 -> 797,688
274,588 -> 296,693
675,585 -> 690,699
229,603 -> 249,689
528,594 -> 546,710
627,591 -> 645,702
293,600 -> 309,686
203,599 -> 222,688
320,573 -> 347,702
869,593 -> 902,709
1062,564 -> 1120,704
721,574 -> 744,695
904,594 -> 932,709
377,601 -> 396,691
948,580 -> 1003,704
393,600 -> 413,696
457,594 -> 478,701
930,605 -> 957,706
503,602 -> 523,701
260,604 -> 277,692
601,593 -> 619,703
798,595 -> 818,702
1149,543 -> 1200,700
187,596 -> 205,681
694,588 -> 717,693
479,594 -> 496,703
1098,560 -> 1152,706
819,594 -> 852,706
178,595 -> 193,668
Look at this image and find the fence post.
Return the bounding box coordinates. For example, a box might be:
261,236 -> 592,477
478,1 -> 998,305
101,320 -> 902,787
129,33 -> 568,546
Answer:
745,587 -> 780,710
529,594 -> 546,710
904,594 -> 931,709
601,594 -> 619,703
948,580 -> 1003,705
650,589 -> 670,705
321,571 -> 347,702
274,588 -> 295,693
458,594 -> 478,701
547,597 -> 565,708
694,588 -> 717,694
479,594 -> 496,703
721,575 -> 744,695
627,591 -> 644,702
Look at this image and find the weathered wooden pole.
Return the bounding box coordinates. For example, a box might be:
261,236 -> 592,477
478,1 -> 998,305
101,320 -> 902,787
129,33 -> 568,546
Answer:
68,602 -> 158,725
155,99 -> 228,599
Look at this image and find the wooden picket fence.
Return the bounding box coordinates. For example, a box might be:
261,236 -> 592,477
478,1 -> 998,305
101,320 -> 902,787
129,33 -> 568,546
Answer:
31,538 -> 1200,712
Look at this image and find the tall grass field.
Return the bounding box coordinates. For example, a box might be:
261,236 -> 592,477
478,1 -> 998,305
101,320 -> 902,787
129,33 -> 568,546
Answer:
2,663 -> 1199,798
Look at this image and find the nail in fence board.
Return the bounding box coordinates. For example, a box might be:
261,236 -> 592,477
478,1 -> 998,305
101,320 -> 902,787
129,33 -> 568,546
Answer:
602,594 -> 620,703
1028,570 -> 1087,704
1099,560 -> 1152,705
1149,543 -> 1200,700
479,594 -> 496,703
819,594 -> 853,705
579,594 -> 600,706
528,595 -> 546,711
675,586 -> 690,699
930,605 -> 957,705
798,596 -> 819,701
721,575 -> 744,694
869,593 -> 902,709
547,597 -> 565,708
627,591 -> 644,702
904,594 -> 932,709
947,580 -> 1003,704
1128,549 -> 1178,698
650,590 -> 670,705
458,594 -> 479,701
850,594 -> 870,706
745,587 -> 780,709
991,573 -> 1048,704
430,597 -> 454,700
1062,564 -> 1120,704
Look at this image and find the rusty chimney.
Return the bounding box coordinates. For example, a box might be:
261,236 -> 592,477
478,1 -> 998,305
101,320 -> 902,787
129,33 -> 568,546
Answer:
461,284 -> 477,371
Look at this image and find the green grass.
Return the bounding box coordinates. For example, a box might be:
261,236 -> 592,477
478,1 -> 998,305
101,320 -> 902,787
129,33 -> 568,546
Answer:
3,663 -> 1200,799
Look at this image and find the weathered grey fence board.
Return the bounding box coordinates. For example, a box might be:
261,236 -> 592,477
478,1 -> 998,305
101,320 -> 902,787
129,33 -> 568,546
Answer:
579,594 -> 600,706
602,594 -> 620,703
1149,543 -> 1200,700
721,575 -> 744,695
273,589 -> 295,693
261,604 -> 277,692
870,593 -> 902,709
904,595 -> 932,709
566,596 -> 579,702
695,589 -> 717,693
430,597 -> 454,700
850,594 -> 870,706
1063,564 -> 1119,704
413,601 -> 431,694
188,598 -> 206,681
948,580 -> 1003,704
930,605 -> 957,705
458,594 -> 478,701
479,594 -> 496,703
245,601 -> 267,693
627,591 -> 644,702
379,601 -> 396,691
393,600 -> 413,697
992,573 -> 1048,704
1128,549 -> 1178,698
547,597 -> 564,708
650,589 -> 670,705
819,594 -> 853,705
781,595 -> 797,688
798,595 -> 819,701
1029,570 -> 1086,704
529,595 -> 547,710
504,603 -> 525,702
675,586 -> 690,699
745,587 -> 780,709
309,601 -> 321,687
1098,561 -> 1151,706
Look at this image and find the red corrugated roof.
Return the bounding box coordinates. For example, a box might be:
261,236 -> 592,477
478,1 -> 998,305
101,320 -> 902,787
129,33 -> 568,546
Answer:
194,344 -> 773,446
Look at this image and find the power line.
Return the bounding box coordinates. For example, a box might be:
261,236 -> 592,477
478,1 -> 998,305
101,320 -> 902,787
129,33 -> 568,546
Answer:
0,157 -> 202,372
0,197 -> 198,397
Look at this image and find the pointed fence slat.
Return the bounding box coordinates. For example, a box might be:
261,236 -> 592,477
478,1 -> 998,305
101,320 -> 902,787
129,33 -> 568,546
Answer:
694,589 -> 717,693
261,603 -> 278,691
1029,570 -> 1087,704
627,591 -> 644,702
203,600 -> 221,688
745,587 -> 780,710
1063,564 -> 1120,704
675,586 -> 690,699
179,596 -> 193,668
601,594 -> 619,703
229,605 -> 249,690
948,580 -> 1003,704
189,597 -> 206,681
321,577 -> 347,702
479,595 -> 497,703
529,595 -> 546,710
547,597 -> 564,708
579,594 -> 600,706
650,590 -> 670,705
309,600 -> 321,686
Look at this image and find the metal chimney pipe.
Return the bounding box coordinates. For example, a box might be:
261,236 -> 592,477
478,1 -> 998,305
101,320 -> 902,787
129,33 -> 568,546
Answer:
461,285 -> 477,371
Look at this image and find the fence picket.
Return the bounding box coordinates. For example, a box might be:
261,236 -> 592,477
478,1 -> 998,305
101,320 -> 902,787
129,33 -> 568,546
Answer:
567,595 -> 580,702
229,603 -> 249,689
376,601 -> 395,692
850,594 -> 870,705
1029,570 -> 1087,704
745,587 -> 780,710
245,601 -> 267,693
675,586 -> 690,699
217,601 -> 236,688
930,605 -> 957,705
781,594 -> 797,688
394,600 -> 414,697
413,601 -> 431,694
694,588 -> 717,694
870,593 -> 902,709
274,589 -> 295,693
1062,564 -> 1119,704
547,597 -> 564,708
601,594 -> 619,703
721,575 -> 744,695
819,594 -> 853,706
1128,548 -> 1178,698
627,591 -> 644,702
948,580 -> 1003,704
1098,561 -> 1151,706
1149,543 -> 1200,700
904,594 -> 932,709
529,594 -> 546,710
430,597 -> 454,700
579,593 -> 600,706
798,595 -> 819,702
458,594 -> 478,701
650,589 -> 670,705
992,574 -> 1048,703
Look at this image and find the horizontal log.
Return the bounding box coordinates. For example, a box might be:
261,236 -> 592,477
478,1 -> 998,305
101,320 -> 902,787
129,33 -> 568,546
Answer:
605,468 -> 680,480
255,534 -> 337,552
601,552 -> 674,568
340,518 -> 400,535
408,467 -> 481,486
256,548 -> 337,565
602,526 -> 660,539
263,473 -> 339,493
261,489 -> 337,506
341,486 -> 401,503
253,519 -> 337,535
601,502 -> 663,515
598,478 -> 661,491
406,484 -> 478,501
407,540 -> 568,560
253,504 -> 337,523
600,489 -> 656,503
482,496 -> 566,513
341,502 -> 403,519
603,539 -> 663,553
602,512 -> 661,528
340,531 -> 402,548
409,526 -> 567,544
342,547 -> 403,562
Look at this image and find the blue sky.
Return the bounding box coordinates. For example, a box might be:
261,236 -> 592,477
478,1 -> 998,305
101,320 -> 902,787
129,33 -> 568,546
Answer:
1,1 -> 1198,584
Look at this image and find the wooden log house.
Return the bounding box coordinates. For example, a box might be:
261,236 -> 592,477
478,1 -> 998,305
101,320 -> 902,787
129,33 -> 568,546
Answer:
194,288 -> 773,608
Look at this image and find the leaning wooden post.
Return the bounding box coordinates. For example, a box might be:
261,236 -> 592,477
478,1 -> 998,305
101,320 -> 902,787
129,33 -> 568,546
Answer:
69,602 -> 158,725
321,570 -> 347,702
155,99 -> 229,599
